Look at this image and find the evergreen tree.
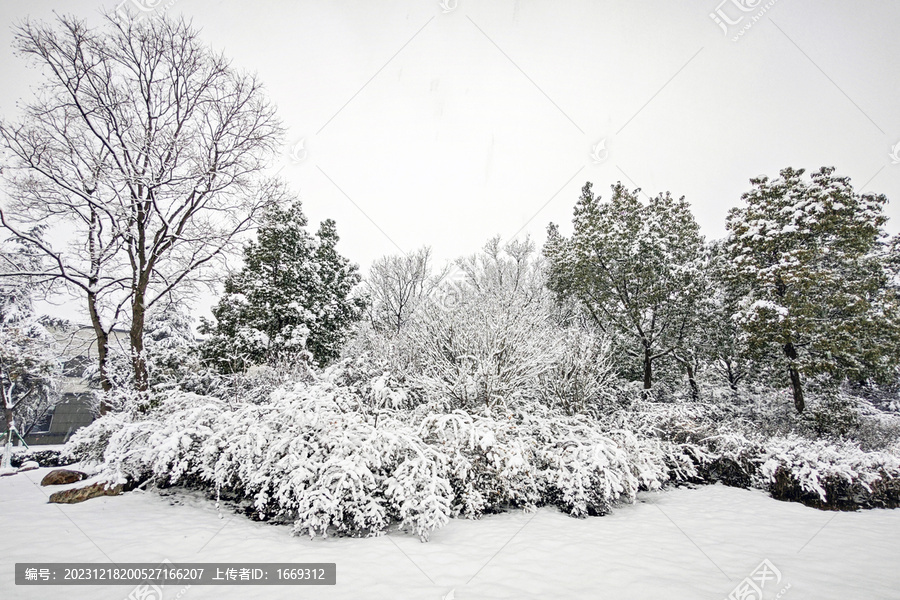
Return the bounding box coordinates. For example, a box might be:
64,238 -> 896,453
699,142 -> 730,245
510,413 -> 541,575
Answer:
703,241 -> 754,392
545,182 -> 706,390
724,167 -> 900,413
201,201 -> 364,371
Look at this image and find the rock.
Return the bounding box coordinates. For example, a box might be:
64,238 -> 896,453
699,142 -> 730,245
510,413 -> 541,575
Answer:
17,461 -> 40,472
48,482 -> 123,504
0,467 -> 17,477
41,469 -> 87,486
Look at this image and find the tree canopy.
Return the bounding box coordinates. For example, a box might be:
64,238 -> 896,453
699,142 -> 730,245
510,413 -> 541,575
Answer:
545,182 -> 706,390
724,166 -> 900,412
201,200 -> 364,372
0,12 -> 283,392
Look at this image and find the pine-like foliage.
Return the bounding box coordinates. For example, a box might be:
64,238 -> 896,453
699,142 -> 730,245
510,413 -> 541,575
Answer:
724,167 -> 900,412
702,241 -> 756,391
201,202 -> 364,371
545,182 -> 706,390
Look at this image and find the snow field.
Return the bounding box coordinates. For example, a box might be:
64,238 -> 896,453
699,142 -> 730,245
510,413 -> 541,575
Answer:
3,467 -> 900,600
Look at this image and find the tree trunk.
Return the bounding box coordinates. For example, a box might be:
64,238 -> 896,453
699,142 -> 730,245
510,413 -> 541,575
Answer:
642,343 -> 652,390
87,290 -> 112,414
130,293 -> 149,393
675,352 -> 699,401
782,342 -> 805,413
2,383 -> 16,469
685,361 -> 699,401
725,359 -> 739,392
787,367 -> 804,413
87,207 -> 112,405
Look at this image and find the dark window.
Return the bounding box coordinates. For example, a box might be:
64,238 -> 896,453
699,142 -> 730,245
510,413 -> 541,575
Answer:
31,410 -> 53,433
62,355 -> 92,377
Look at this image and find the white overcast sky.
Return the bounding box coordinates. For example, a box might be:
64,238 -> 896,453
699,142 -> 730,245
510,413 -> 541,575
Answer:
2,0 -> 900,322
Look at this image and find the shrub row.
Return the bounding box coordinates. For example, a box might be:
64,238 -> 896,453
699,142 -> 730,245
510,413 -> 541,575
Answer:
64,377 -> 900,541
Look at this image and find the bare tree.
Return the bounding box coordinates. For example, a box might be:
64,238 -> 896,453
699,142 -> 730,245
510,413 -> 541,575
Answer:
365,247 -> 435,334
0,13 -> 283,394
456,235 -> 545,301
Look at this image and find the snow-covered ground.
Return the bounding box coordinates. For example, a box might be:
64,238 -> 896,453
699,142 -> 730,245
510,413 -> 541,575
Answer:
2,466 -> 899,599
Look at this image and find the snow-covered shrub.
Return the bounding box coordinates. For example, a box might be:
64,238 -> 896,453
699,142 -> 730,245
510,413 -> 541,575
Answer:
800,387 -> 862,438
341,287 -> 617,417
757,435 -> 900,509
601,397 -> 767,487
70,369 -> 689,539
538,326 -> 617,415
77,379 -> 455,541
611,398 -> 725,442
417,409 -> 542,517
411,287 -> 561,409
537,426 -> 667,517
709,382 -> 900,453
103,393 -> 222,486
624,394 -> 900,508
605,394 -> 900,510
84,386 -> 154,416
64,410 -> 131,464
65,356 -> 900,543
206,387 -> 453,541
327,360 -> 418,413
691,430 -> 764,488
383,448 -> 453,541
9,447 -> 69,468
784,383 -> 900,451
416,403 -> 672,519
852,403 -> 900,451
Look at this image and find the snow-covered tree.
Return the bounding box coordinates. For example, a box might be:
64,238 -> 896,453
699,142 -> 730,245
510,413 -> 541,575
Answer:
701,241 -> 754,392
415,256 -> 557,409
0,13 -> 282,393
455,235 -> 546,302
101,305 -> 199,396
201,200 -> 364,371
364,247 -> 435,334
545,182 -> 706,390
0,246 -> 60,468
338,236 -> 618,415
724,167 -> 900,413
396,236 -> 616,413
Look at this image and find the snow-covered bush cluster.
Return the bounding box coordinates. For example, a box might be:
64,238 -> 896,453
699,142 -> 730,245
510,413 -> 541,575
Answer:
615,397 -> 900,510
65,366 -> 900,542
65,372 -> 673,540
758,435 -> 900,509
61,228 -> 900,539
8,446 -> 68,468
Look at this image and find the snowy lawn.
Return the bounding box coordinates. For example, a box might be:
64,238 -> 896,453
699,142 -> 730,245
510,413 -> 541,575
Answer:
2,467 -> 899,600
